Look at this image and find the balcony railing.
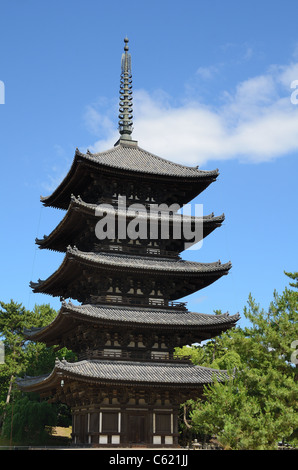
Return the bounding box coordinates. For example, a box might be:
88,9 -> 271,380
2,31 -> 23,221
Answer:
76,349 -> 191,363
88,295 -> 187,311
97,196 -> 164,211
94,243 -> 180,259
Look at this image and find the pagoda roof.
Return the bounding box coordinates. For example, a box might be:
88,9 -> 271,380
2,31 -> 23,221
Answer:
76,142 -> 219,178
40,142 -> 219,209
53,246 -> 231,273
30,247 -> 231,301
36,195 -> 225,252
24,301 -> 240,345
17,358 -> 228,393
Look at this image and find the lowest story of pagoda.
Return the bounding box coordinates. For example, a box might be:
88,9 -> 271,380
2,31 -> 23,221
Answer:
18,38 -> 239,447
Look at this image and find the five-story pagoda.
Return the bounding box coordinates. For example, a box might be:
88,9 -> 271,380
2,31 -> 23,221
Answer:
18,38 -> 239,447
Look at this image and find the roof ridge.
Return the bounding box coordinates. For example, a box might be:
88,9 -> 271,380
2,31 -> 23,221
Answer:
132,144 -> 202,172
66,246 -> 232,269
90,142 -> 219,175
84,143 -> 219,178
60,195 -> 223,221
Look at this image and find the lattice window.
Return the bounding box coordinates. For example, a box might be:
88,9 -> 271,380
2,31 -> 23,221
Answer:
155,413 -> 171,433
102,412 -> 119,433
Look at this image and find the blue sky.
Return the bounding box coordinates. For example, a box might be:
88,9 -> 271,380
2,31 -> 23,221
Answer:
0,0 -> 297,328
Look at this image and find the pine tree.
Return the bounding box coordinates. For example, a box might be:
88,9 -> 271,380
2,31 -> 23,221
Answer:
178,272 -> 298,449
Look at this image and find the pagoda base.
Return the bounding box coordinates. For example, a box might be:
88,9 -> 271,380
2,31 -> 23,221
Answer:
17,358 -> 226,448
71,403 -> 181,448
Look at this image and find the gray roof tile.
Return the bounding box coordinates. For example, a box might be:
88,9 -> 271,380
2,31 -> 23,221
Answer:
82,143 -> 219,178
23,302 -> 240,341
63,302 -> 239,326
17,359 -> 229,390
66,247 -> 231,273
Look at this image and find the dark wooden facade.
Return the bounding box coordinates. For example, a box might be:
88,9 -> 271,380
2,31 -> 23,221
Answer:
18,39 -> 238,447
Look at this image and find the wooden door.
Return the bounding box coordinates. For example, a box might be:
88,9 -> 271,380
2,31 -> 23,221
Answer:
128,414 -> 147,444
79,413 -> 88,443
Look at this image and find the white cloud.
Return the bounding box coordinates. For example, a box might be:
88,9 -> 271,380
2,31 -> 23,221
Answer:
196,65 -> 219,80
84,103 -> 116,137
86,62 -> 298,167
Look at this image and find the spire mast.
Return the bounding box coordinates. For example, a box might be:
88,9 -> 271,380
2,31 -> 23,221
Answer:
118,37 -> 133,141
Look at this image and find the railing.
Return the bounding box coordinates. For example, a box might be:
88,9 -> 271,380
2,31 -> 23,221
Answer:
97,196 -> 161,211
76,350 -> 191,363
94,243 -> 180,259
88,295 -> 187,310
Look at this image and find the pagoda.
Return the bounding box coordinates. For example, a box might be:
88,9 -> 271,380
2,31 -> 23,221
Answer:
18,38 -> 239,447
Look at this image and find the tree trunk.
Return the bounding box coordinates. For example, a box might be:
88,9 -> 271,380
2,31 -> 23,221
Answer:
6,375 -> 14,404
1,375 -> 14,435
183,404 -> 192,429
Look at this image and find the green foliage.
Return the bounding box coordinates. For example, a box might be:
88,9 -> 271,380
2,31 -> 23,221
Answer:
177,271 -> 298,450
210,350 -> 242,371
189,367 -> 298,450
2,394 -> 57,444
175,344 -> 204,365
0,300 -> 57,378
0,300 -> 73,443
284,271 -> 298,290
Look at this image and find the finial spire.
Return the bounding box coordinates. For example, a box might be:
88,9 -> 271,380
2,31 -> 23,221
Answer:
118,37 -> 133,140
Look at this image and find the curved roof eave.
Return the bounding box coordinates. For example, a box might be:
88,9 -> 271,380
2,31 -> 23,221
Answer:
40,144 -> 219,207
29,247 -> 232,295
36,195 -> 225,250
17,358 -> 230,392
24,301 -> 240,343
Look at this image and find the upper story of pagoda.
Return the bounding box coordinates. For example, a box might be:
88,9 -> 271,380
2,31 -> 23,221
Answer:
40,39 -> 219,211
40,143 -> 219,210
36,194 -> 225,256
